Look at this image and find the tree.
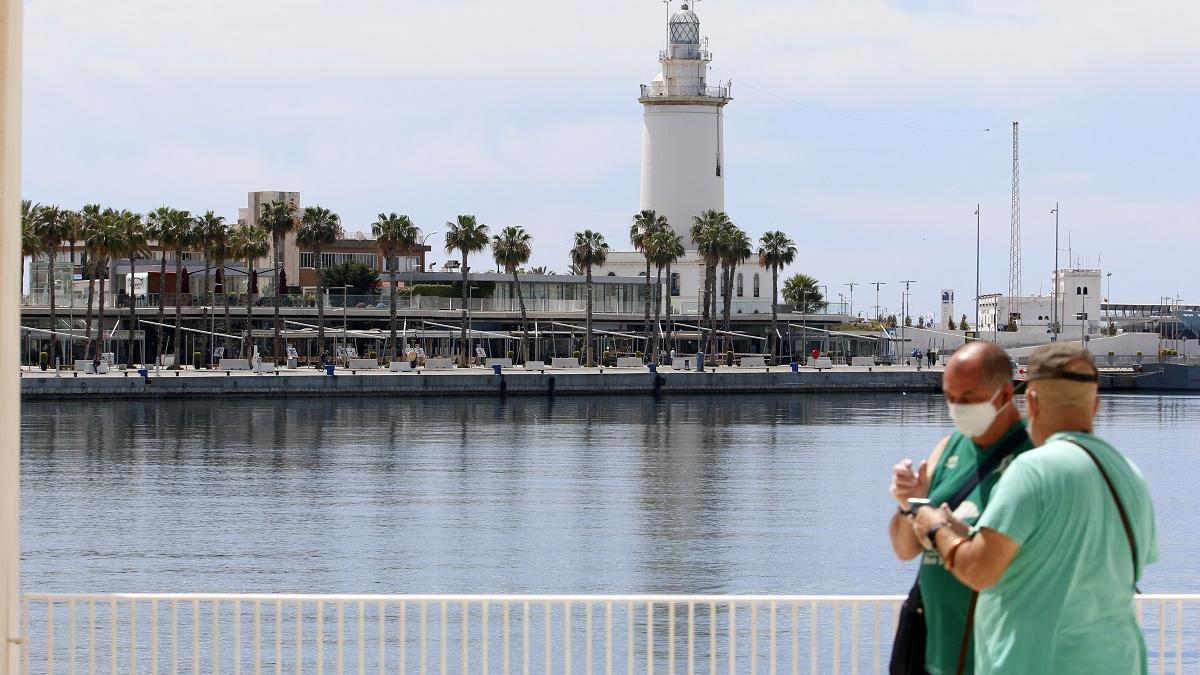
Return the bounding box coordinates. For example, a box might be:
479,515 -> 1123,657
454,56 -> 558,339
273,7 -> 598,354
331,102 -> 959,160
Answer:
320,261 -> 379,296
718,224 -> 751,350
782,273 -> 827,313
149,207 -> 194,368
648,228 -> 684,363
299,206 -> 345,358
33,205 -> 76,366
569,230 -> 609,367
691,210 -> 731,353
1005,315 -> 1018,332
445,215 -> 490,365
960,314 -> 970,331
371,212 -> 419,360
493,226 -> 533,362
757,231 -> 796,362
78,204 -> 106,359
20,201 -> 43,304
258,200 -> 299,358
198,212 -> 232,357
113,210 -> 149,367
631,210 -> 669,349
229,224 -> 270,359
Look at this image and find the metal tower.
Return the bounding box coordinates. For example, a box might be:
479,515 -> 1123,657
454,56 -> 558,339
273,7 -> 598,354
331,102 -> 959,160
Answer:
1008,122 -> 1022,328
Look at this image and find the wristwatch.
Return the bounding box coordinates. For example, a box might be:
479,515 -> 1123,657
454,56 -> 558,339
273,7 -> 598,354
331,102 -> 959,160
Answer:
925,522 -> 949,549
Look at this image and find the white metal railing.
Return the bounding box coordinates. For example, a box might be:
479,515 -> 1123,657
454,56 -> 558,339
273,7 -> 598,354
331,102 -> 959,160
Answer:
18,593 -> 1200,674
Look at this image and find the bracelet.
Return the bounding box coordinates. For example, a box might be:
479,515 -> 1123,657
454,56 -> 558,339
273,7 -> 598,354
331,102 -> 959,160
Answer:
943,535 -> 970,571
925,522 -> 949,549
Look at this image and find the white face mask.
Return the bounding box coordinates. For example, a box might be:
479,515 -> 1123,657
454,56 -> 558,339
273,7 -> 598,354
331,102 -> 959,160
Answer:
947,386 -> 1006,438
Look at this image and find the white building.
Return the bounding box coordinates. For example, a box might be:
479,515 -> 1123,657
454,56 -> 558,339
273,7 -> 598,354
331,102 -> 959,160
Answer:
599,3 -> 772,315
979,268 -> 1103,337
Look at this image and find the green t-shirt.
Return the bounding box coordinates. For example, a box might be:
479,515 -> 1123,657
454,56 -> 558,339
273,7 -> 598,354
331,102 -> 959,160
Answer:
973,431 -> 1159,675
917,420 -> 1032,675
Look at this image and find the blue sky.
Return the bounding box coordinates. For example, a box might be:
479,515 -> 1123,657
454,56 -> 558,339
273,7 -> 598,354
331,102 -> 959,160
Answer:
23,0 -> 1198,317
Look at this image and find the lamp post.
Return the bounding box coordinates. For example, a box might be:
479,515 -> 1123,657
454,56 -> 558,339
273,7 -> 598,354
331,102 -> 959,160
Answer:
1105,272 -> 1112,331
845,282 -> 858,319
468,283 -> 480,364
1051,203 -> 1060,341
974,205 -> 980,339
341,284 -> 350,364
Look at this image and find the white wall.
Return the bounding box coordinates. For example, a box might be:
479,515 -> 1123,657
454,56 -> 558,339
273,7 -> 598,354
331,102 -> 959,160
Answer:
639,104 -> 725,244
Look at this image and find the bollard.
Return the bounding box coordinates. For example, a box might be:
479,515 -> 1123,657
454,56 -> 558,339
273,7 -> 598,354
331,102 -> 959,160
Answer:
325,364 -> 335,376
790,361 -> 799,373
648,363 -> 657,373
696,352 -> 705,372
492,364 -> 503,375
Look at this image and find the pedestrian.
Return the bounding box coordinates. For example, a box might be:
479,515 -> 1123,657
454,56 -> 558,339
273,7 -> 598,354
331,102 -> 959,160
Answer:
913,343 -> 1157,674
889,342 -> 1033,675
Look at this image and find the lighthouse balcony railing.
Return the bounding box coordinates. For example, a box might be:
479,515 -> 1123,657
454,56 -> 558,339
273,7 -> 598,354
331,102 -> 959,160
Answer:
640,83 -> 730,99
658,46 -> 712,61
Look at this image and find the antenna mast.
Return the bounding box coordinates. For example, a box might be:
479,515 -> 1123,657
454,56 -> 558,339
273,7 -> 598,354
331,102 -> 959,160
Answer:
1008,121 -> 1022,329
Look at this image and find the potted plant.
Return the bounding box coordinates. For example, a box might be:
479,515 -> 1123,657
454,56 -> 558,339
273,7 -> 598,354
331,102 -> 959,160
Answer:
726,350 -> 735,366
506,350 -> 515,361
369,351 -> 378,360
39,351 -> 48,371
603,350 -> 612,366
193,351 -> 203,369
572,350 -> 581,361
1107,351 -> 1116,366
1135,351 -> 1143,365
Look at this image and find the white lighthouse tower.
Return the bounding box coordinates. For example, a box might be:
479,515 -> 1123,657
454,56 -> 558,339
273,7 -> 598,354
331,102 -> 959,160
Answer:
638,2 -> 732,245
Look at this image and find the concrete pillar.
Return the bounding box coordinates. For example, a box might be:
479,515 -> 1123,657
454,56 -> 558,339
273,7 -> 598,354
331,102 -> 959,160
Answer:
0,1 -> 21,671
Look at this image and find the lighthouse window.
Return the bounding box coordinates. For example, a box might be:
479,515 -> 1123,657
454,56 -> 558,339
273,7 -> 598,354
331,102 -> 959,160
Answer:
736,273 -> 744,298
670,272 -> 680,296
753,274 -> 760,298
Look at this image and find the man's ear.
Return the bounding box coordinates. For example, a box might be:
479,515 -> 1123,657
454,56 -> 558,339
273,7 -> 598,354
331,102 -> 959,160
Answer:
1026,389 -> 1039,419
1092,392 -> 1100,416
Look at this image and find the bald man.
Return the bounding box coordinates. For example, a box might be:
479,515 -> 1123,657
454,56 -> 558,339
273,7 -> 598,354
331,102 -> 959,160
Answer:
888,342 -> 1032,675
913,344 -> 1158,674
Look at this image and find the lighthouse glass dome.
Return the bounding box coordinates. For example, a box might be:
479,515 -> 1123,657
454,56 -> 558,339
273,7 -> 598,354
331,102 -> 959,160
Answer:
669,5 -> 700,44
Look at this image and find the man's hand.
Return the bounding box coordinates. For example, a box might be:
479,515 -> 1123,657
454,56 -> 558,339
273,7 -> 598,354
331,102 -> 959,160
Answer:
889,458 -> 929,508
912,503 -> 969,549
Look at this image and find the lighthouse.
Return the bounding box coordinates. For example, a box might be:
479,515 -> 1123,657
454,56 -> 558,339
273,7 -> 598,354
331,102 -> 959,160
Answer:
638,2 -> 732,245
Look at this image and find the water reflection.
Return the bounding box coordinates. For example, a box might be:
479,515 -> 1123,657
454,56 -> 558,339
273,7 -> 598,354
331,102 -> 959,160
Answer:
20,393 -> 1200,594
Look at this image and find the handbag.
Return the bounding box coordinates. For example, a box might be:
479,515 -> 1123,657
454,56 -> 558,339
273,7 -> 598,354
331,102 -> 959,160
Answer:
890,428 -> 1030,675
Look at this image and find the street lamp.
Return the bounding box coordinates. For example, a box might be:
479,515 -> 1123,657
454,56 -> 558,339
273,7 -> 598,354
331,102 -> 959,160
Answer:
340,284 -> 350,364
468,284 -> 480,364
1051,203 -> 1060,341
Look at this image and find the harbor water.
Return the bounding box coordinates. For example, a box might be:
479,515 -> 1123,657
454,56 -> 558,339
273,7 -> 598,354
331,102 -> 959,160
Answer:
19,393 -> 1200,594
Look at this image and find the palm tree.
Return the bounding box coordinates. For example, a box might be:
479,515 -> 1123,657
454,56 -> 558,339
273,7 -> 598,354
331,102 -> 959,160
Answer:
79,204 -> 105,358
259,200 -> 299,360
492,226 -> 533,362
33,206 -> 76,366
299,207 -> 345,358
570,230 -> 609,367
718,225 -> 752,352
114,210 -> 149,367
229,224 -> 270,359
758,231 -> 797,362
691,210 -> 731,353
782,273 -> 827,313
20,200 -> 42,300
444,215 -> 490,365
61,209 -> 83,361
631,210 -> 669,346
648,229 -> 684,363
146,207 -> 171,365
195,211 -> 228,362
370,213 -> 419,361
153,208 -> 194,368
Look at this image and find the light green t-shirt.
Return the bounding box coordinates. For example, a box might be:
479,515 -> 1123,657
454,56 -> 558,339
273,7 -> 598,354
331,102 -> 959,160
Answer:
973,431 -> 1158,675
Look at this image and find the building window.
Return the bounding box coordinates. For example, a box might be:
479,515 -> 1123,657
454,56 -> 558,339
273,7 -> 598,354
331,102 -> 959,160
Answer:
670,272 -> 680,297
300,252 -> 377,270
753,273 -> 760,298
736,273 -> 744,298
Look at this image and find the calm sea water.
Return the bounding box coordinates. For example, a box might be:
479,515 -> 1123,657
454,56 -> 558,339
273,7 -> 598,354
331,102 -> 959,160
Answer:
19,393 -> 1200,594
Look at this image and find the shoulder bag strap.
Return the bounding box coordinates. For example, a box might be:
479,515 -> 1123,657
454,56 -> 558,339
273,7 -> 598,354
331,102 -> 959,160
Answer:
955,591 -> 978,675
946,427 -> 1030,510
1063,438 -> 1140,586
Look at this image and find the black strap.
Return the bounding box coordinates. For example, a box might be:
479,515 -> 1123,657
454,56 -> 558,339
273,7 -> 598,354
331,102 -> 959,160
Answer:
1063,438 -> 1140,586
945,427 -> 1030,510
955,591 -> 978,675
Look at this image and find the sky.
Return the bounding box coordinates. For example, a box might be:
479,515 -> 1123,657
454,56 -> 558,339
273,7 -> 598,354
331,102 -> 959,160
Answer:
22,0 -> 1199,319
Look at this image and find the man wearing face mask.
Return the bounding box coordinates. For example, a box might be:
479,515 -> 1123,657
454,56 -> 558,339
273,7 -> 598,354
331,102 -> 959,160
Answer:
888,342 -> 1032,675
912,344 -> 1157,674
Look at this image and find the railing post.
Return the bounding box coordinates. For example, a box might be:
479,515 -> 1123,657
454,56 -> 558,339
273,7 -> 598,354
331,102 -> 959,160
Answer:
0,0 -> 21,672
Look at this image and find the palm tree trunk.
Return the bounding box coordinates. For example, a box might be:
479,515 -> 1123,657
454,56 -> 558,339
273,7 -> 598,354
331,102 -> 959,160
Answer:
699,258 -> 710,351
460,252 -> 469,366
172,250 -> 184,369
221,257 -> 231,358
664,259 -> 673,357
272,234 -> 282,361
770,265 -> 779,363
315,248 -> 325,363
156,252 -> 167,366
68,240 -> 77,360
127,254 -> 137,367
643,254 -> 651,345
47,249 -> 58,366
95,275 -> 107,361
723,265 -> 734,353
651,266 -> 663,364
513,269 -> 529,362
244,259 -> 254,359
585,266 -> 594,367
389,253 -> 398,360
84,267 -> 96,358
